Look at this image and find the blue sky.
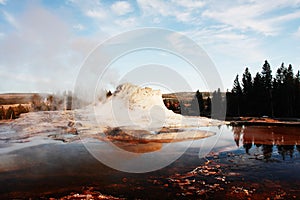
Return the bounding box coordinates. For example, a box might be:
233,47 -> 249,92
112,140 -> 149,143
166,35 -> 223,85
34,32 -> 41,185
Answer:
1,0 -> 300,93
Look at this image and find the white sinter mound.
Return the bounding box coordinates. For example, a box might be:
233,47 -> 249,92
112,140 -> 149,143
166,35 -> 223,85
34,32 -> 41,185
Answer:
0,83 -> 224,149
93,83 -> 219,130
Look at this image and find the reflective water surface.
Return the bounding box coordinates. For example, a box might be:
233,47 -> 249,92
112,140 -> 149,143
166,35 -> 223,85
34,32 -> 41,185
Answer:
1,125 -> 300,199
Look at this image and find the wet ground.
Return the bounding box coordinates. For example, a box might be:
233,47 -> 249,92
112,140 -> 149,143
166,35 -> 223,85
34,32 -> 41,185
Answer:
1,125 -> 300,199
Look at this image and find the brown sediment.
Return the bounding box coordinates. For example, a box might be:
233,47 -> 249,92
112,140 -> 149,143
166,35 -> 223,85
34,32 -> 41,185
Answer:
90,127 -> 215,153
103,127 -> 215,144
242,126 -> 300,145
57,187 -> 126,200
230,117 -> 300,126
111,141 -> 163,153
1,127 -> 300,200
148,152 -> 300,200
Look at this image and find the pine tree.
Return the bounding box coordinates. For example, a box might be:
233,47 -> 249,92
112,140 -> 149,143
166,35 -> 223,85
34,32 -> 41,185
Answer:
253,73 -> 264,116
242,68 -> 253,115
261,60 -> 272,89
286,64 -> 294,82
232,75 -> 242,94
275,63 -> 286,84
230,75 -> 243,116
261,60 -> 273,116
273,63 -> 287,116
206,96 -> 211,116
242,68 -> 253,95
211,88 -> 223,119
295,71 -> 300,117
285,64 -> 295,116
228,60 -> 300,118
196,90 -> 204,116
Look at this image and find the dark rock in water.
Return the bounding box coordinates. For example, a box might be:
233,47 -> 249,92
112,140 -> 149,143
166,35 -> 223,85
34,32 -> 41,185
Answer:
68,121 -> 75,127
106,127 -> 124,137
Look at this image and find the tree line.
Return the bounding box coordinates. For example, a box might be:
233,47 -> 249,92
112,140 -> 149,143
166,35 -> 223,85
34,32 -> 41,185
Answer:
228,60 -> 300,118
189,88 -> 225,119
184,60 -> 300,118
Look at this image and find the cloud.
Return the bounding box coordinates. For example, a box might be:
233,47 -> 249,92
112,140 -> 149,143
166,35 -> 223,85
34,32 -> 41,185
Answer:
294,26 -> 300,38
1,0 -> 300,92
111,1 -> 133,16
183,27 -> 267,74
0,4 -> 79,92
202,4 -> 273,35
167,32 -> 194,54
67,0 -> 108,20
137,0 -> 198,23
137,0 -> 172,17
0,71 -> 51,84
0,2 -> 122,93
66,0 -> 101,9
1,6 -> 70,63
2,11 -> 19,30
270,10 -> 300,23
114,17 -> 137,28
152,17 -> 160,24
0,0 -> 6,5
86,9 -> 107,19
73,23 -> 85,31
202,0 -> 300,36
175,12 -> 192,22
214,37 -> 265,62
172,0 -> 205,9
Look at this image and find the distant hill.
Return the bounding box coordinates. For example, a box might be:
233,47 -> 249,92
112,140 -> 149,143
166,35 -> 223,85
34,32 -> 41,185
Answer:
0,93 -> 49,105
162,92 -> 212,101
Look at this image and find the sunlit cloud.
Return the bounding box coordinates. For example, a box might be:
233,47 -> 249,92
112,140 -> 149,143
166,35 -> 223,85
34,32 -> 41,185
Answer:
86,9 -> 107,19
111,1 -> 133,16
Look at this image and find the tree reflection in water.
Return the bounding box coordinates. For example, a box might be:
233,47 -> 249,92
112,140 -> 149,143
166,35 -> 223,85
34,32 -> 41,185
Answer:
232,126 -> 300,160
